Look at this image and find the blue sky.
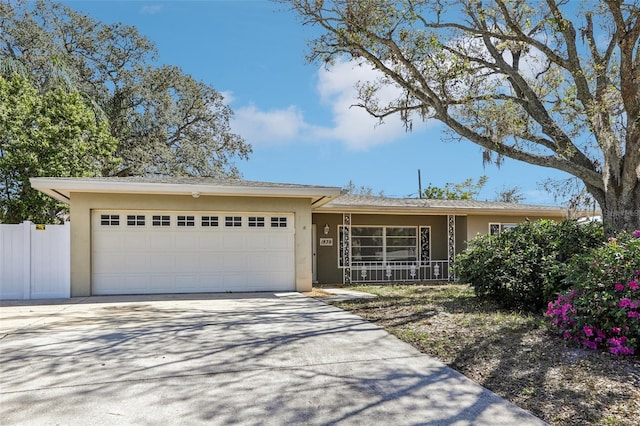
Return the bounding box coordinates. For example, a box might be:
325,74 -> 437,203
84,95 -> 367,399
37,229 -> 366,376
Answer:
61,0 -> 573,204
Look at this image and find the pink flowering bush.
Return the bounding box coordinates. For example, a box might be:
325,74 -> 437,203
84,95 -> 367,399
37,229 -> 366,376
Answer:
546,231 -> 640,355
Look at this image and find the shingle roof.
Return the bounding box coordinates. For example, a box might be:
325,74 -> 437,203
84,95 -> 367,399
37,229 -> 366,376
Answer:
30,177 -> 568,216
29,176 -> 343,206
317,194 -> 566,215
42,176 -> 336,190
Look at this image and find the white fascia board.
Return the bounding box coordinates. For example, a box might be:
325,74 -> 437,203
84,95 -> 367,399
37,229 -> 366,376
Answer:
29,177 -> 343,204
313,205 -> 567,217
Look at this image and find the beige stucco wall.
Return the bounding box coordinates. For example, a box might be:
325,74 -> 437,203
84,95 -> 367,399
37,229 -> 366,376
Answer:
69,192 -> 313,296
465,214 -> 565,243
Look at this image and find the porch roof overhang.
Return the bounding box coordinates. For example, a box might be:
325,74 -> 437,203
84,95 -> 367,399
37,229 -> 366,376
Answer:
312,194 -> 568,217
29,177 -> 343,207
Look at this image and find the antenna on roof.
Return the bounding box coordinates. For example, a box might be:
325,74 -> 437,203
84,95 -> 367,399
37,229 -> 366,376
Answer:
418,169 -> 423,199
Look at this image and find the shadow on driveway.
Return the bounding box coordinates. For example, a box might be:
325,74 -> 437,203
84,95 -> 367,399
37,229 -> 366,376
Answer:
0,293 -> 546,425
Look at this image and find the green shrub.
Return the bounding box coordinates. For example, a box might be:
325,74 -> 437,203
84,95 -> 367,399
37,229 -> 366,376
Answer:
454,219 -> 603,311
547,231 -> 640,355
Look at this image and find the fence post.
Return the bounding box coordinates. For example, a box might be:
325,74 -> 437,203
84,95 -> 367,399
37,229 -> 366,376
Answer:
63,221 -> 71,297
22,221 -> 32,299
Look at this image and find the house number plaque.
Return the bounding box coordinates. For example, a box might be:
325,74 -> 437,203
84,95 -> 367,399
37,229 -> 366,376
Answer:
319,238 -> 333,246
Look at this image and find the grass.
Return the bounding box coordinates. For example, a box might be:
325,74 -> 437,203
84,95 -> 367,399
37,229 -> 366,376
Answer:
315,283 -> 640,426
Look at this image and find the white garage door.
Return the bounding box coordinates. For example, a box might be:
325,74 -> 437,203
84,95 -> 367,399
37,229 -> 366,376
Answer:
92,211 -> 295,294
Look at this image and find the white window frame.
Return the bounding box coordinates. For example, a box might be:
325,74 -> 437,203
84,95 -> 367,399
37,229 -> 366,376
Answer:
338,225 -> 418,267
489,222 -> 517,235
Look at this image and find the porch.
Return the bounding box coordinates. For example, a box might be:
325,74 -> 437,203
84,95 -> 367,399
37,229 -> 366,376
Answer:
347,260 -> 451,283
312,211 -> 462,284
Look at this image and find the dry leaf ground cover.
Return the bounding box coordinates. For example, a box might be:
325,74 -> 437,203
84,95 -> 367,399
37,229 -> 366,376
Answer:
316,283 -> 640,426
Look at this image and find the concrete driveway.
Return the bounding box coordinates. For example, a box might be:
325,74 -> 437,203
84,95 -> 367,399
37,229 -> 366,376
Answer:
0,293 -> 546,425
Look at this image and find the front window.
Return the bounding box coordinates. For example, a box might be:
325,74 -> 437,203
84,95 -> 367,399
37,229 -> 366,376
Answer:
341,226 -> 417,266
489,223 -> 517,235
351,227 -> 383,262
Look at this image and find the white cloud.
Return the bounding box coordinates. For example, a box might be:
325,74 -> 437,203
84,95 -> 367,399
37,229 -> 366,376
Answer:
140,4 -> 164,15
314,58 -> 428,150
228,58 -> 432,150
231,104 -> 315,146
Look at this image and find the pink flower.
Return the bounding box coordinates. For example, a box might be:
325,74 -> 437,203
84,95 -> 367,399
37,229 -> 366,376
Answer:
608,336 -> 628,346
615,283 -> 625,291
609,345 -> 634,355
582,340 -> 597,350
562,332 -> 572,340
633,230 -> 640,238
612,327 -> 621,334
628,280 -> 639,291
628,311 -> 639,318
583,326 -> 594,337
546,302 -> 554,316
619,298 -> 635,308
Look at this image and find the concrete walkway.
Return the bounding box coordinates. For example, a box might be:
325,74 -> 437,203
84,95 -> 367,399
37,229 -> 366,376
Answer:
0,293 -> 546,425
317,287 -> 378,301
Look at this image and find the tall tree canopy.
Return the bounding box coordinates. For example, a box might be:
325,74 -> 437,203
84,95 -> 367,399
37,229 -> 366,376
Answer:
0,0 -> 250,178
286,0 -> 640,233
0,72 -> 118,223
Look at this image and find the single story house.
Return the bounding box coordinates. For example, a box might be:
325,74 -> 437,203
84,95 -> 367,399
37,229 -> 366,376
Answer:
30,177 -> 567,297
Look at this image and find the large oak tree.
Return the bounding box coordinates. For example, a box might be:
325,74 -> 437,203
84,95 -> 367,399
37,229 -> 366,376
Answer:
285,0 -> 639,233
0,0 -> 250,178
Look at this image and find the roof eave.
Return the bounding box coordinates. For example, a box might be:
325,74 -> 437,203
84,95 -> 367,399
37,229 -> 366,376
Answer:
29,178 -> 343,205
313,205 -> 567,217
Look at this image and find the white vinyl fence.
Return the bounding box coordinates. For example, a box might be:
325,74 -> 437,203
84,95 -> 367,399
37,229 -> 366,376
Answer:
0,221 -> 70,300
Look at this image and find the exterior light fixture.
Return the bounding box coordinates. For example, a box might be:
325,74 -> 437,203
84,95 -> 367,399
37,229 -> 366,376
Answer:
323,224 -> 330,235
192,192 -> 200,199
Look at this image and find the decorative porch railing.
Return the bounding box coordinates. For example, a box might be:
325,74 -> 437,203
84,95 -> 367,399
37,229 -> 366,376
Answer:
347,260 -> 450,283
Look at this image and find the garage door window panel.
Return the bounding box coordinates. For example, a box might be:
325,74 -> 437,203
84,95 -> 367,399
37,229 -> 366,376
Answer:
127,215 -> 145,226
248,217 -> 265,227
152,215 -> 171,227
177,215 -> 195,227
202,216 -> 219,227
100,214 -> 120,226
225,216 -> 242,227
271,217 -> 287,228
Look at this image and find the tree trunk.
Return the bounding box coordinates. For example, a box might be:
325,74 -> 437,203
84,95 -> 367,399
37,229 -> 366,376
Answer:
593,181 -> 640,236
